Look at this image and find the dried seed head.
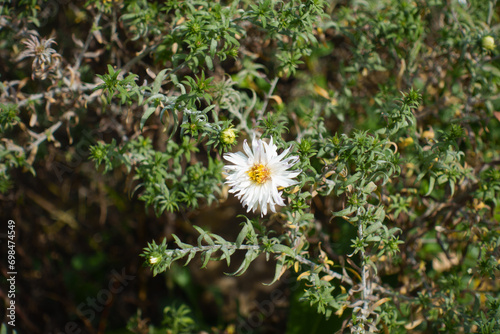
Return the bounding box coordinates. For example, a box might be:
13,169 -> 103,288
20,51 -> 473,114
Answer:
18,34 -> 62,80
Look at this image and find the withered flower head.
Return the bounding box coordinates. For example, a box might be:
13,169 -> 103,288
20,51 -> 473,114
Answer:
18,34 -> 62,80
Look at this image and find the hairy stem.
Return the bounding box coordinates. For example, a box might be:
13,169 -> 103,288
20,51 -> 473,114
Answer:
358,221 -> 369,332
163,243 -> 354,286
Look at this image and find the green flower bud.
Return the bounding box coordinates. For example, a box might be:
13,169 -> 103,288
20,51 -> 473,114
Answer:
482,35 -> 495,50
221,128 -> 237,145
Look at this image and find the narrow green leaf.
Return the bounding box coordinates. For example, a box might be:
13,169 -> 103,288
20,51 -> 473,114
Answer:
365,222 -> 383,235
140,106 -> 156,130
145,93 -> 166,104
346,172 -> 362,185
271,244 -> 295,257
332,206 -> 356,217
363,181 -> 377,194
194,225 -> 215,246
437,174 -> 448,185
201,247 -> 217,269
173,234 -> 193,250
229,249 -> 260,276
184,250 -> 196,266
264,256 -> 286,286
220,247 -> 233,267
210,39 -> 218,57
212,234 -> 228,245
107,64 -> 115,75
374,206 -> 385,222
205,55 -> 214,71
425,176 -> 435,196
152,68 -> 168,95
235,224 -> 248,247
116,82 -> 127,95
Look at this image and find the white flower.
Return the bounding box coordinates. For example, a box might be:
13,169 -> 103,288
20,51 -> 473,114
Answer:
223,136 -> 300,216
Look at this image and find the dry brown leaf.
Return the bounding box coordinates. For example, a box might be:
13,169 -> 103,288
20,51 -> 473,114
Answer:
493,111 -> 500,122
269,95 -> 283,105
404,318 -> 424,330
314,83 -> 330,99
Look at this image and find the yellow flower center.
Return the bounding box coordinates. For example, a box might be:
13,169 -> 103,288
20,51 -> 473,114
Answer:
247,164 -> 271,184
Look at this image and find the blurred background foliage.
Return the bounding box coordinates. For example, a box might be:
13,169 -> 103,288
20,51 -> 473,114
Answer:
1,0 -> 500,333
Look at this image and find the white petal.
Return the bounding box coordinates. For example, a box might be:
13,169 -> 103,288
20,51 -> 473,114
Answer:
242,139 -> 254,161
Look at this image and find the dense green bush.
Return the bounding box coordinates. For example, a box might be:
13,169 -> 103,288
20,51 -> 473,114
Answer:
1,0 -> 499,333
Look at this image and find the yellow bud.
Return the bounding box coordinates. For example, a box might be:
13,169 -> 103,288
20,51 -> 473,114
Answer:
399,137 -> 414,148
422,130 -> 434,140
149,256 -> 159,264
473,199 -> 489,210
482,36 -> 495,50
220,128 -> 237,145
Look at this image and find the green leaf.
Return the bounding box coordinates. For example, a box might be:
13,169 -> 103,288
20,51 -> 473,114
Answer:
365,222 -> 383,235
264,256 -> 286,285
346,172 -> 362,185
140,106 -> 156,130
437,174 -> 448,185
229,249 -> 260,276
332,206 -> 356,217
363,181 -> 377,194
184,250 -> 196,266
205,55 -> 214,71
374,206 -> 385,222
201,247 -> 217,269
210,38 -> 217,57
194,225 -> 215,246
219,247 -> 233,267
107,64 -> 115,76
152,68 -> 168,95
425,175 -> 435,196
173,234 -> 193,250
235,223 -> 249,247
271,244 -> 295,257
212,234 -> 228,245
482,64 -> 500,78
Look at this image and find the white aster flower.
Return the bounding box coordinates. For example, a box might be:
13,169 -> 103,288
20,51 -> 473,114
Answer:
223,136 -> 301,216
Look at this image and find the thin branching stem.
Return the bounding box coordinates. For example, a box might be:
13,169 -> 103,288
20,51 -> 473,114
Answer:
358,221 -> 369,329
258,77 -> 279,118
16,85 -> 97,108
75,10 -> 103,70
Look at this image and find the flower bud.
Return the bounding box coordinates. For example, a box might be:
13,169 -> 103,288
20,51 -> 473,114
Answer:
220,128 -> 237,145
149,256 -> 159,264
482,35 -> 495,50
